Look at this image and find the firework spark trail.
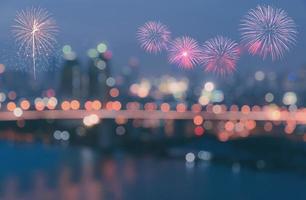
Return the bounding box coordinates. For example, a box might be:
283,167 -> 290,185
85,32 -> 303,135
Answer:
240,5 -> 297,60
168,36 -> 201,69
201,36 -> 240,75
12,7 -> 58,79
137,21 -> 171,53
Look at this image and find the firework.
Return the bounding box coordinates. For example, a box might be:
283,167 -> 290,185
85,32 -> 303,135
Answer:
201,36 -> 240,75
168,36 -> 201,69
137,21 -> 171,53
240,5 -> 297,60
12,7 -> 58,79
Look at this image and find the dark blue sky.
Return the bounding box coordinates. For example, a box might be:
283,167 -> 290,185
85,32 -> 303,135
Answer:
0,0 -> 306,76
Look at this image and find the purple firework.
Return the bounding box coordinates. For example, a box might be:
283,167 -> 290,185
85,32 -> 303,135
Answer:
168,36 -> 201,69
201,36 -> 240,75
240,5 -> 297,60
137,21 -> 171,53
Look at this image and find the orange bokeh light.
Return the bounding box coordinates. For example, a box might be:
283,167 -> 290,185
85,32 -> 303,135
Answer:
110,88 -> 120,98
230,105 -> 239,112
106,101 -> 113,110
61,101 -> 70,111
35,101 -> 45,111
241,105 -> 251,114
176,103 -> 186,113
225,121 -> 235,132
191,104 -> 202,113
112,101 -> 122,111
7,102 -> 16,112
70,100 -> 80,110
160,103 -> 170,112
92,100 -> 102,110
115,115 -> 128,125
193,115 -> 204,125
144,103 -> 157,111
85,101 -> 92,111
245,120 -> 256,130
20,100 -> 30,110
218,132 -> 229,142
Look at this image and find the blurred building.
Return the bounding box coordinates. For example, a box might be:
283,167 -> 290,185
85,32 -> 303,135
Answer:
58,44 -> 113,102
59,58 -> 82,99
87,52 -> 112,102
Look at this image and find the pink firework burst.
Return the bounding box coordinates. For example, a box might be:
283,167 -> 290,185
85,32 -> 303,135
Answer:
240,5 -> 297,60
201,36 -> 240,75
168,36 -> 201,69
137,21 -> 171,53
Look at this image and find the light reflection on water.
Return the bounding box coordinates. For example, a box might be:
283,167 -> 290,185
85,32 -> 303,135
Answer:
1,143 -> 306,200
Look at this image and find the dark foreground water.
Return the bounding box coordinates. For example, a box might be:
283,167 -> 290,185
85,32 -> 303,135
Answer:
1,142 -> 306,200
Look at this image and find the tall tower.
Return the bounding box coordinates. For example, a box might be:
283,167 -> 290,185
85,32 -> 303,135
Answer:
59,48 -> 82,99
87,44 -> 112,102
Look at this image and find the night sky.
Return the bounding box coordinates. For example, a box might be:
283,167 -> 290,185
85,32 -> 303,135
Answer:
0,0 -> 306,77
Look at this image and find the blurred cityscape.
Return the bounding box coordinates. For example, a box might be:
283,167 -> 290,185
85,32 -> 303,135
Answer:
2,42 -> 306,199
2,0 -> 306,199
1,42 -> 306,144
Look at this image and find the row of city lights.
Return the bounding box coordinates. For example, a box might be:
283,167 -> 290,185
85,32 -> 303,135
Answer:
2,98 -> 301,114
2,96 -> 306,140
3,106 -> 305,144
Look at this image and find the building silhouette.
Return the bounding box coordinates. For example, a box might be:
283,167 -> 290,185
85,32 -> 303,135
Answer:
59,58 -> 82,99
87,52 -> 112,102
